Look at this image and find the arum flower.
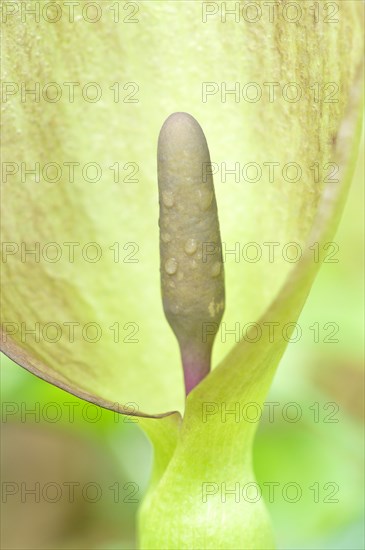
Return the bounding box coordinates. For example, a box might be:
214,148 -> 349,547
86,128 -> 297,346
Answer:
1,2 -> 363,548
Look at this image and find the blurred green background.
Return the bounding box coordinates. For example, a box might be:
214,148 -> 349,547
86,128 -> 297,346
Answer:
1,145 -> 363,549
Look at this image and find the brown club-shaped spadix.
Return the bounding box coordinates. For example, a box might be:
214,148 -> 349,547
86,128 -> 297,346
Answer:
158,112 -> 225,395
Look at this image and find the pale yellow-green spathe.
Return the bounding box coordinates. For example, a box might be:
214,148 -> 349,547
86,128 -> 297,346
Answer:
1,1 -> 363,418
